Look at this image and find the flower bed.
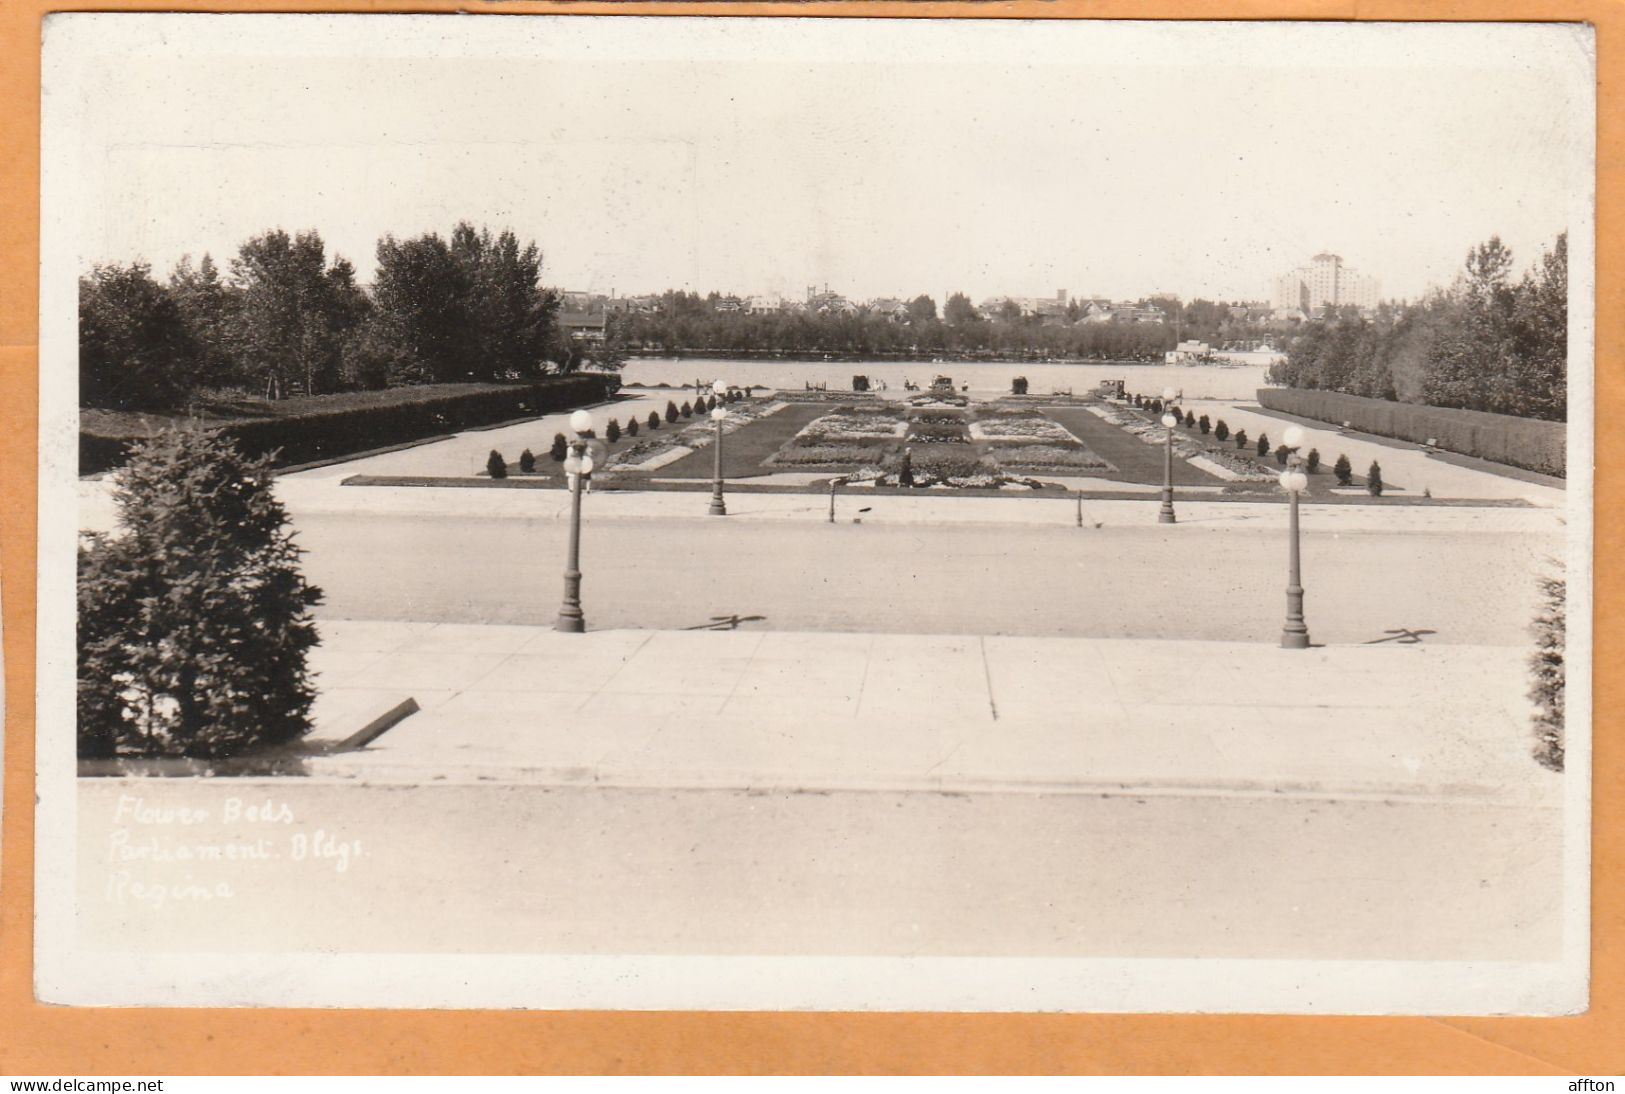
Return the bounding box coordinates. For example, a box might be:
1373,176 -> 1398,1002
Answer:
988,444 -> 1114,472
770,442 -> 895,466
906,421 -> 971,444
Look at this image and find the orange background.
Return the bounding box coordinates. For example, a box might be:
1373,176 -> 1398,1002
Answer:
0,1 -> 1617,1075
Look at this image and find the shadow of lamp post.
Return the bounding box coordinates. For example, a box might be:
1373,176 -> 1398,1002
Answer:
708,378 -> 729,517
1159,385 -> 1179,524
556,408 -> 598,633
1279,424 -> 1311,649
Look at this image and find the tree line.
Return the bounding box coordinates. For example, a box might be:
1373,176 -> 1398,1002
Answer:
1269,233 -> 1568,422
80,222 -> 571,411
616,291 -> 1209,361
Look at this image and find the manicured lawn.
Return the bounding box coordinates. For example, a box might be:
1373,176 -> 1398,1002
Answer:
1041,407 -> 1225,487
629,403 -> 832,479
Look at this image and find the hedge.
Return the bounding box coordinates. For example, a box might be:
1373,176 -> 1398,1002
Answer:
1256,387 -> 1565,477
80,375 -> 613,474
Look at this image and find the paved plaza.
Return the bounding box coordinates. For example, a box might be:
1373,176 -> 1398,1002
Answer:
303,620 -> 1559,806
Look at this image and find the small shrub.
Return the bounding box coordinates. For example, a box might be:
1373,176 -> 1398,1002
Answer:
665,400 -> 679,423
1256,433 -> 1270,457
1199,414 -> 1211,435
1133,394 -> 1143,407
1011,376 -> 1029,395
626,416 -> 639,437
1184,410 -> 1196,428
649,411 -> 661,430
487,450 -> 507,479
550,433 -> 568,461
606,418 -> 621,443
1235,429 -> 1248,450
1367,460 -> 1384,496
1334,453 -> 1352,484
1530,575 -> 1565,771
680,401 -> 693,418
1150,398 -> 1162,414
1306,448 -> 1320,474
1214,420 -> 1229,442
519,448 -> 536,472
1275,445 -> 1290,465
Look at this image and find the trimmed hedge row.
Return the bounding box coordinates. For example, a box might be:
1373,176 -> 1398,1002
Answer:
81,375 -> 613,473
1256,387 -> 1565,477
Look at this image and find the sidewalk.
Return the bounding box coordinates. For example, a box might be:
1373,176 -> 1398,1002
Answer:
303,621 -> 1558,805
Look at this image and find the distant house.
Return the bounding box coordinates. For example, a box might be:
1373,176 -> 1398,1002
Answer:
1165,340 -> 1212,364
558,311 -> 607,345
714,295 -> 743,313
868,297 -> 912,323
808,290 -> 857,316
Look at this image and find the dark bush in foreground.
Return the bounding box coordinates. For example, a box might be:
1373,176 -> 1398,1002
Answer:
77,430 -> 323,761
1367,460 -> 1383,495
626,416 -> 639,437
487,450 -> 507,479
1306,448 -> 1321,474
1012,376 -> 1029,395
649,411 -> 662,430
1198,414 -> 1210,434
1214,420 -> 1229,442
1275,445 -> 1289,465
550,433 -> 568,461
606,418 -> 621,443
1184,410 -> 1196,428
1234,430 -> 1248,450
665,401 -> 679,424
1530,574 -> 1565,771
519,448 -> 536,472
1256,433 -> 1270,457
1334,453 -> 1352,484
680,401 -> 693,418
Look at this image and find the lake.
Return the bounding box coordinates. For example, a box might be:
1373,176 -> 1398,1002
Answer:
621,357 -> 1274,402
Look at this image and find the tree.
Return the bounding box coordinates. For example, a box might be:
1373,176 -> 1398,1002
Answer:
363,231 -> 474,386
649,410 -> 662,430
550,433 -> 568,461
77,430 -> 323,760
168,254 -> 239,389
907,294 -> 937,324
944,292 -> 980,326
1198,414 -> 1210,435
227,230 -> 364,397
519,448 -> 536,472
79,263 -> 199,411
1183,410 -> 1196,428
1367,460 -> 1383,496
1334,453 -> 1353,485
487,450 -> 507,479
1234,429 -> 1247,450
666,401 -> 679,424
1257,433 -> 1270,457
449,222 -> 556,379
626,416 -> 639,437
1214,420 -> 1229,442
606,418 -> 621,443
1306,448 -> 1321,474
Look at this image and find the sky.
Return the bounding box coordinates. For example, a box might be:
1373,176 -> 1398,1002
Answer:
46,15 -> 1593,306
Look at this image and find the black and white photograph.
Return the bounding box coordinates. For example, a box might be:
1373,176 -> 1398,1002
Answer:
35,14 -> 1593,1012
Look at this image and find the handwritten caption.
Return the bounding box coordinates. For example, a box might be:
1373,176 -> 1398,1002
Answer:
103,793 -> 364,909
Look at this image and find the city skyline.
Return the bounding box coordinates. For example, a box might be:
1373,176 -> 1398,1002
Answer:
55,17 -> 1588,308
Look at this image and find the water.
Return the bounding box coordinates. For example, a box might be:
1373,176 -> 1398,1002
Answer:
621,357 -> 1273,402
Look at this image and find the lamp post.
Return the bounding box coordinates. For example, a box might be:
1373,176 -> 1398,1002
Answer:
555,409 -> 596,633
1158,385 -> 1178,524
1278,424 -> 1311,649
708,379 -> 729,516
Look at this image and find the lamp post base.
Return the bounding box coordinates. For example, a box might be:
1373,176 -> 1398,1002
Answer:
1158,509 -> 1177,524
1279,628 -> 1310,649
555,613 -> 585,634
708,491 -> 727,516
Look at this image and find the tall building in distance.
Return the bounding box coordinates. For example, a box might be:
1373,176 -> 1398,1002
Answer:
1271,253 -> 1380,314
